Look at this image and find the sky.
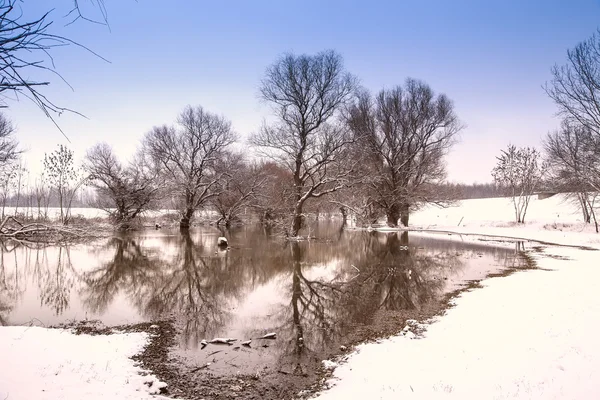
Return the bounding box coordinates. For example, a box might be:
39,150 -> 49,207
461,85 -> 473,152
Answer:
4,0 -> 600,183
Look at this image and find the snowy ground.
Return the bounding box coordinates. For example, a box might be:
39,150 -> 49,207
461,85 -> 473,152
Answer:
0,326 -> 168,400
410,194 -> 600,248
315,194 -> 600,400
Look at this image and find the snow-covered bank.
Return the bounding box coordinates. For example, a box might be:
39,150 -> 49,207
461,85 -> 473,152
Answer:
315,245 -> 600,399
410,194 -> 600,248
0,326 -> 168,400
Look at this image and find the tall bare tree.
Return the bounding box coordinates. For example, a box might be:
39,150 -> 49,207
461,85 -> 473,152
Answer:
251,50 -> 358,237
85,143 -> 161,230
347,80 -> 462,227
545,29 -> 600,135
492,145 -> 546,224
144,105 -> 237,230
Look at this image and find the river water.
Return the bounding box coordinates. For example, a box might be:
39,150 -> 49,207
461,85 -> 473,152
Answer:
0,223 -> 529,375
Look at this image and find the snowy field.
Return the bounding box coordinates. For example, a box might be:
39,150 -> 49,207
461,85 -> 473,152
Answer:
316,194 -> 600,400
410,194 -> 600,248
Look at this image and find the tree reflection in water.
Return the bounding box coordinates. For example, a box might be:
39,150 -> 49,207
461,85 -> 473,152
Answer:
141,232 -> 239,347
0,242 -> 17,325
270,231 -> 463,369
0,240 -> 79,323
346,232 -> 460,315
36,246 -> 76,316
80,237 -> 164,315
1,224 -> 526,376
0,242 -> 18,325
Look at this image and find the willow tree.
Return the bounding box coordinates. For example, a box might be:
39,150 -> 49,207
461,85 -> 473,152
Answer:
251,50 -> 358,237
144,105 -> 237,229
347,79 -> 462,227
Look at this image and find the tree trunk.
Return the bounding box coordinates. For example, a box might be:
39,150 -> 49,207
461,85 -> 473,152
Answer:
340,206 -> 347,225
386,204 -> 400,227
579,193 -> 591,223
291,213 -> 303,237
180,208 -> 194,230
400,203 -> 410,227
291,242 -> 305,355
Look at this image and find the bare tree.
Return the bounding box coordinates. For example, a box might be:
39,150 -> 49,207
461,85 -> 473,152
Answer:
12,162 -> 26,216
251,50 -> 358,237
346,80 -> 462,227
545,29 -> 600,135
43,144 -> 86,224
33,173 -> 51,220
85,143 -> 161,231
144,105 -> 237,230
210,154 -> 266,228
544,29 -> 600,233
544,120 -> 600,231
492,145 -> 546,224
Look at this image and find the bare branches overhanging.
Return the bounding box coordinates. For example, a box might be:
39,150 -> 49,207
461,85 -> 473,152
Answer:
0,0 -> 112,134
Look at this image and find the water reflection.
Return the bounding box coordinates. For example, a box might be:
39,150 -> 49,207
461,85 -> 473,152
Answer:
142,232 -> 239,345
36,246 -> 75,316
346,232 -> 458,314
265,231 -> 464,371
81,237 -> 164,315
0,225 -> 528,373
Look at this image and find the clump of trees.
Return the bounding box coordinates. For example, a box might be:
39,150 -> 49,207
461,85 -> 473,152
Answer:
346,80 -> 462,227
2,50 -> 466,236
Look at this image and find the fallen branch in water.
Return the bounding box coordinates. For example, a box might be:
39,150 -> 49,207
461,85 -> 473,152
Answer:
0,216 -> 103,243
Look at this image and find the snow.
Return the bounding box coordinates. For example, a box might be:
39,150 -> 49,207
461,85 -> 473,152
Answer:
316,194 -> 600,400
0,326 -> 169,400
410,194 -> 600,248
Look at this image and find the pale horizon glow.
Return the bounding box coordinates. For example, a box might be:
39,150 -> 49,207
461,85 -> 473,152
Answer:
5,0 -> 600,183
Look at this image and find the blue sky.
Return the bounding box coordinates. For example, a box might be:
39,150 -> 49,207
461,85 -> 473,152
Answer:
6,0 -> 600,183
